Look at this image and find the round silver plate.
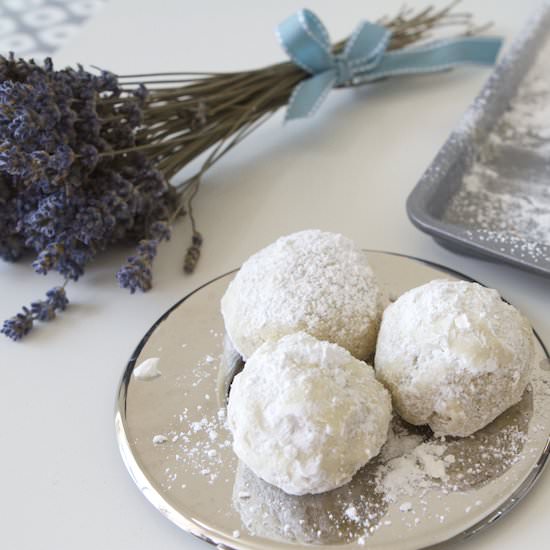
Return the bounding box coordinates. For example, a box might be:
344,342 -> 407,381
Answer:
115,252 -> 550,550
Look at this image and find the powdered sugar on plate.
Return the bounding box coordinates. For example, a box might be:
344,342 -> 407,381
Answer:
133,357 -> 162,380
142,346 -> 549,546
229,400 -> 539,545
377,442 -> 450,503
120,261 -> 550,548
155,404 -> 233,489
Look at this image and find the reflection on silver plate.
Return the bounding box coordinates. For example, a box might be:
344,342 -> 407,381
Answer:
115,252 -> 550,550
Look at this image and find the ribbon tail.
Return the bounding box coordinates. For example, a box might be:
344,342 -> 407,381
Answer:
344,20 -> 390,64
285,71 -> 336,120
356,36 -> 503,82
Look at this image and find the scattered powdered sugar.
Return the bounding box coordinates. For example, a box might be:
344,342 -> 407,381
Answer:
174,350 -> 221,390
148,348 -> 236,492
133,357 -> 162,380
445,32 -> 550,262
493,34 -> 550,153
399,502 -> 413,512
379,418 -> 425,462
373,390 -> 537,509
344,504 -> 360,522
232,458 -> 390,545
156,404 -> 232,489
463,230 -> 550,264
376,442 -> 451,503
446,166 -> 550,254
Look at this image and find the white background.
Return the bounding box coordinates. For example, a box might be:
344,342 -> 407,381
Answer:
1,1 -> 549,549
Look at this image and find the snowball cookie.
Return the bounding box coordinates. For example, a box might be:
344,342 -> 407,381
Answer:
375,280 -> 536,437
221,230 -> 385,360
227,332 -> 392,495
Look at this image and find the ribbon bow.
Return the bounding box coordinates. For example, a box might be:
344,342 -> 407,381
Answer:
277,9 -> 502,120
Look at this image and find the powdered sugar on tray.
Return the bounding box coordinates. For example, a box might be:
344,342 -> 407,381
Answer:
444,33 -> 550,259
494,34 -> 550,152
463,230 -> 550,264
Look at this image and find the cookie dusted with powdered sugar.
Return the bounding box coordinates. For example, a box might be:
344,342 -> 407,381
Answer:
375,280 -> 537,437
227,332 -> 392,495
221,230 -> 385,360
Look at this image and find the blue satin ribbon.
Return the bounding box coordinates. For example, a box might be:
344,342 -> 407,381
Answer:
277,9 -> 502,120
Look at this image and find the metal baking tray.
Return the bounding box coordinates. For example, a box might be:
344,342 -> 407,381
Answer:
407,3 -> 550,278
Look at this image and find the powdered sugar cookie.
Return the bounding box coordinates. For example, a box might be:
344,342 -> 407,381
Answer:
227,332 -> 392,495
375,280 -> 536,437
221,230 -> 385,360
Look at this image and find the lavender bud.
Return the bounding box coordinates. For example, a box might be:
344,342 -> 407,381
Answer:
183,231 -> 202,274
1,307 -> 33,340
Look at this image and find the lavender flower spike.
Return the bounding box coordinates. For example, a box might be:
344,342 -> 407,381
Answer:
1,286 -> 69,340
46,286 -> 69,311
1,307 -> 33,340
116,239 -> 158,293
116,219 -> 173,293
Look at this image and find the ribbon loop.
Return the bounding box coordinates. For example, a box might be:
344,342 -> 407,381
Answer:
277,9 -> 502,120
277,9 -> 332,74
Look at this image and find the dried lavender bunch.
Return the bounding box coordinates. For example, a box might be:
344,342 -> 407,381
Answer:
0,3 -> 480,339
0,55 -> 178,339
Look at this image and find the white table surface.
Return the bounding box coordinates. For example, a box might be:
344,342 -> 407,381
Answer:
2,1 -> 549,548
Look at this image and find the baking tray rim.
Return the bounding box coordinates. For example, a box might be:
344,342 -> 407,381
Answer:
406,3 -> 550,279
